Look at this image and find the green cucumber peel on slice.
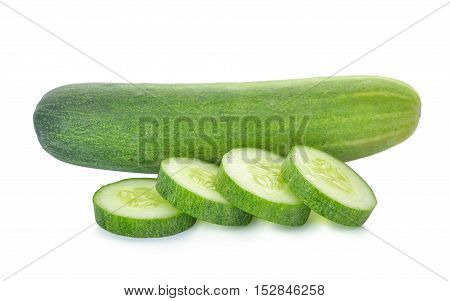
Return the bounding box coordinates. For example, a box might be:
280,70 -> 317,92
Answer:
93,178 -> 196,238
156,158 -> 252,226
216,148 -> 310,226
281,146 -> 377,226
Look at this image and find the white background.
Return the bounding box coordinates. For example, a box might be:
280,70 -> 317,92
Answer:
0,0 -> 449,299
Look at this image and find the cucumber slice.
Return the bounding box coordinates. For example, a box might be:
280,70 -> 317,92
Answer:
216,148 -> 310,226
156,158 -> 252,226
93,178 -> 196,238
281,146 -> 377,226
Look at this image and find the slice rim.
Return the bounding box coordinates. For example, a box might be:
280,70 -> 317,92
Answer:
281,146 -> 377,226
221,148 -> 305,205
93,178 -> 196,238
217,148 -> 310,226
290,145 -> 376,211
157,158 -> 253,226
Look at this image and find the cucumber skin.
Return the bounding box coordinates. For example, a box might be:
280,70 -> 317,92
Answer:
93,179 -> 196,238
156,167 -> 252,226
34,76 -> 421,173
94,203 -> 196,238
216,164 -> 311,226
280,150 -> 375,226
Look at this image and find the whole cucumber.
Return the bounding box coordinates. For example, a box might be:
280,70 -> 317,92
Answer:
33,76 -> 420,173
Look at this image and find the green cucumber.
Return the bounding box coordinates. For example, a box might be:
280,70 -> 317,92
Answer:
93,178 -> 196,237
34,76 -> 420,173
156,157 -> 252,226
216,148 -> 310,226
281,146 -> 377,226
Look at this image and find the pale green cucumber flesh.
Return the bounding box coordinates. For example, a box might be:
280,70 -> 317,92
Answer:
156,158 -> 252,226
93,178 -> 196,237
281,146 -> 377,226
34,76 -> 421,173
216,148 -> 310,226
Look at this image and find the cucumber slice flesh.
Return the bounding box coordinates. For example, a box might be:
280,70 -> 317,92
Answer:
282,146 -> 376,226
161,158 -> 228,204
93,178 -> 196,237
157,158 -> 252,226
217,148 -> 310,226
95,179 -> 179,219
223,149 -> 301,204
292,146 -> 375,210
